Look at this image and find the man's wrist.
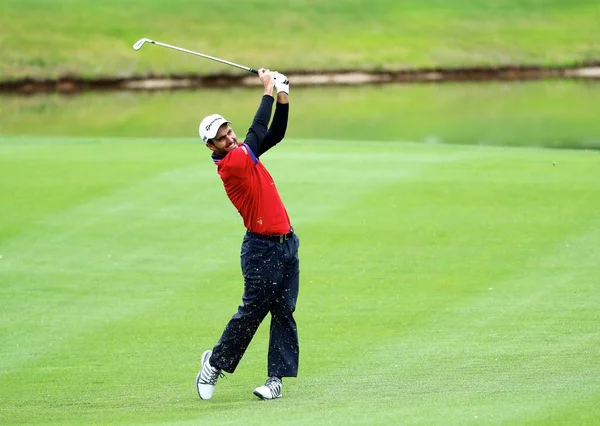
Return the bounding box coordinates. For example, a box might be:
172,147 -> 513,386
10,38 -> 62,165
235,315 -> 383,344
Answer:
277,92 -> 289,104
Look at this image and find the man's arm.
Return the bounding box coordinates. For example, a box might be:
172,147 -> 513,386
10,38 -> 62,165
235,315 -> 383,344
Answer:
256,96 -> 289,157
243,68 -> 276,156
244,95 -> 275,155
255,74 -> 290,157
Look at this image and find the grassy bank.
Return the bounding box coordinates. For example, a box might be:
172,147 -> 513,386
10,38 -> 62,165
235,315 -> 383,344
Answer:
2,81 -> 599,149
1,0 -> 599,79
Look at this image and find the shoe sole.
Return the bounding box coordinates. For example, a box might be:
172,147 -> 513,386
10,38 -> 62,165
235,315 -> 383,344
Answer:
196,350 -> 213,400
253,389 -> 282,400
253,389 -> 266,400
196,372 -> 205,399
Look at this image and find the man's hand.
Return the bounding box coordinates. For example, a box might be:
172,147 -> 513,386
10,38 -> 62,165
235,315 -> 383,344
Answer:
258,68 -> 275,97
273,72 -> 290,95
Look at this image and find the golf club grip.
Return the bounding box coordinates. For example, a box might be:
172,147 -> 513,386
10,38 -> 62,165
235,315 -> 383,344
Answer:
249,68 -> 259,74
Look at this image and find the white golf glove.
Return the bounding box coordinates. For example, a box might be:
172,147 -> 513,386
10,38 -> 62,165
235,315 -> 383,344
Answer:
273,72 -> 289,95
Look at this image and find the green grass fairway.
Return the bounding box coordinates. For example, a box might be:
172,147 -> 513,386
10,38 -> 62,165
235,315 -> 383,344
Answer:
1,137 -> 599,425
2,0 -> 599,78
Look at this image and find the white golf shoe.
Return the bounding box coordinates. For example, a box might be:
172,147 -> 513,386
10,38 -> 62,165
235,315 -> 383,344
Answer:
253,377 -> 283,400
196,350 -> 223,400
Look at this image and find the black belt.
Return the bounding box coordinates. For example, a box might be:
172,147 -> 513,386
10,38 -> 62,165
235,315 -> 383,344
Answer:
247,229 -> 294,243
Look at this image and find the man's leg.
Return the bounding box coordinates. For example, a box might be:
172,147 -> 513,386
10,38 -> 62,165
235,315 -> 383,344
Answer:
267,235 -> 300,377
210,279 -> 277,373
211,235 -> 282,373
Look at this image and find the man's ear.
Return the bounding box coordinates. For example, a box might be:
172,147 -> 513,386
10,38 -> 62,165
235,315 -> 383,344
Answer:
206,141 -> 216,152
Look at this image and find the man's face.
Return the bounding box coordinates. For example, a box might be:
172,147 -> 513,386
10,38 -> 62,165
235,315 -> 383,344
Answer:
207,123 -> 238,156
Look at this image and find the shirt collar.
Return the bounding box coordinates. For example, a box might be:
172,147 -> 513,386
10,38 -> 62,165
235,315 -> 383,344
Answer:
211,152 -> 224,163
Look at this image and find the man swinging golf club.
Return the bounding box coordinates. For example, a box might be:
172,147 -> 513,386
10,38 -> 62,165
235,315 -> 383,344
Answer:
196,68 -> 299,400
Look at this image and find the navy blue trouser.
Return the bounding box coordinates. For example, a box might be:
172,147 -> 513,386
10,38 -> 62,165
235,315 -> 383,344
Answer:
210,231 -> 300,377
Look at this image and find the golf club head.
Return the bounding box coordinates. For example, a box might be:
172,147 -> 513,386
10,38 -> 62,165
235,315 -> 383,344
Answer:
133,38 -> 152,51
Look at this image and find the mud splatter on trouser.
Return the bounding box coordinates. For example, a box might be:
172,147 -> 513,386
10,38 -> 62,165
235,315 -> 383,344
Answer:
210,231 -> 300,377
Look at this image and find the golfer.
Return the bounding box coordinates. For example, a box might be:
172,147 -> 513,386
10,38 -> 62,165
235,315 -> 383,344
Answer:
196,68 -> 299,400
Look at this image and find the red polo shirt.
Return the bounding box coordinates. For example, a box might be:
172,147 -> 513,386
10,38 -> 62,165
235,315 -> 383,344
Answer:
214,143 -> 291,235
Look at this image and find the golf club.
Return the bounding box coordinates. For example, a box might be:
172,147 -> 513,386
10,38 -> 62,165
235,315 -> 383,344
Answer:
133,38 -> 258,74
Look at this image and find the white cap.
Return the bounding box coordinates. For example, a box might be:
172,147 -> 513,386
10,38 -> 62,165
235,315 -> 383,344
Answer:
199,114 -> 231,144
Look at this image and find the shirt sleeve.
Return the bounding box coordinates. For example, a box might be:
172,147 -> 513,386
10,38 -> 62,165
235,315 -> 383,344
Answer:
256,102 -> 289,157
244,95 -> 275,155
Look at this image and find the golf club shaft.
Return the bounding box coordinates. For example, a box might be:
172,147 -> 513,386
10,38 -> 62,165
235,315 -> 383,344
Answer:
146,39 -> 258,74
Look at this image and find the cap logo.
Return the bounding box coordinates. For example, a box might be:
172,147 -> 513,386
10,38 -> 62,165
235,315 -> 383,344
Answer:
206,117 -> 221,132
